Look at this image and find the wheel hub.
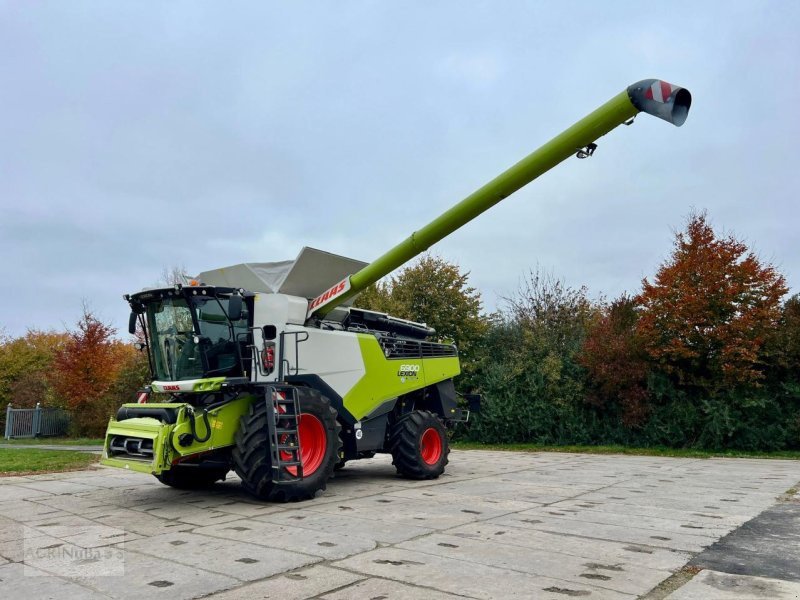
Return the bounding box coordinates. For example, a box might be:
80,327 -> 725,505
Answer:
420,427 -> 443,465
282,413 -> 326,476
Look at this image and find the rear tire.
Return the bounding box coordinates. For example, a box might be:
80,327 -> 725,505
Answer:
232,388 -> 341,502
390,410 -> 449,479
155,466 -> 228,489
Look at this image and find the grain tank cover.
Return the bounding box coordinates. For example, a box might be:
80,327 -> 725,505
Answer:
198,260 -> 294,293
198,247 -> 368,302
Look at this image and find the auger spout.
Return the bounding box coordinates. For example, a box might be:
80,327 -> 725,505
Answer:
307,78 -> 691,320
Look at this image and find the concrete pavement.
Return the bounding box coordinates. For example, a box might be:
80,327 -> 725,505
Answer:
0,450 -> 798,599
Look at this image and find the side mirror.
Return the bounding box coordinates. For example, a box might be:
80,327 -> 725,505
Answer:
262,325 -> 277,341
128,312 -> 138,335
228,295 -> 243,321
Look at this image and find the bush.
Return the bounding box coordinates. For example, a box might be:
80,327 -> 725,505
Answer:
466,271 -> 605,444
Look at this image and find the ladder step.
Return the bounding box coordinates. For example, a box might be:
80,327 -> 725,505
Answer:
264,384 -> 305,481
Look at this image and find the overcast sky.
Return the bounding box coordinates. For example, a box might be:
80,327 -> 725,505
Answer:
2,1 -> 799,337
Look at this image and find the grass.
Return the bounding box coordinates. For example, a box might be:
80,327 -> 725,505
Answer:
1,437 -> 104,446
0,448 -> 99,475
451,441 -> 800,460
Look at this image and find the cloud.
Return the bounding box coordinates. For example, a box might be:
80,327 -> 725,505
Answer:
1,1 -> 798,336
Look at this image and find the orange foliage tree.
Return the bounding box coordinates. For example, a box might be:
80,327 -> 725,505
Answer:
580,295 -> 650,427
51,307 -> 138,435
637,213 -> 787,395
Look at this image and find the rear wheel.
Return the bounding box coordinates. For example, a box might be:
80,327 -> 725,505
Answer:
390,410 -> 449,479
232,388 -> 341,502
155,466 -> 228,489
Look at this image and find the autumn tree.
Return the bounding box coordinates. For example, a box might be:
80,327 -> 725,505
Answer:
580,295 -> 650,427
0,330 -> 71,428
50,307 -> 136,435
353,254 -> 487,375
637,212 -> 787,395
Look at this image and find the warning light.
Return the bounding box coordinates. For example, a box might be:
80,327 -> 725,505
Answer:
261,344 -> 275,374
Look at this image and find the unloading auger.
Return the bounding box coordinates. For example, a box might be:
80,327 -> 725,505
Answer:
102,79 -> 691,501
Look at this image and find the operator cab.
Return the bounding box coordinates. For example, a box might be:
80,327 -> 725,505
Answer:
127,285 -> 254,382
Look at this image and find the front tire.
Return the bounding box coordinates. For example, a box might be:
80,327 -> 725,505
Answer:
232,388 -> 341,502
390,410 -> 449,479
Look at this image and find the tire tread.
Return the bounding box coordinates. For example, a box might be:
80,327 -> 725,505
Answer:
232,388 -> 341,501
390,410 -> 449,479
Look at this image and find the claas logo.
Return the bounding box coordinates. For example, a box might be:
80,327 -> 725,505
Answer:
308,280 -> 347,311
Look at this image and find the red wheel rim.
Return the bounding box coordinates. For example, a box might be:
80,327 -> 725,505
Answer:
282,413 -> 326,476
420,427 -> 443,465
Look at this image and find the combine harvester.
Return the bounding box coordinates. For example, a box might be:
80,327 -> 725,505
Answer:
102,79 -> 691,501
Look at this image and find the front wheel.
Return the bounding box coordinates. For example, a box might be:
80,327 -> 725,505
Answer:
390,410 -> 449,479
232,388 -> 341,502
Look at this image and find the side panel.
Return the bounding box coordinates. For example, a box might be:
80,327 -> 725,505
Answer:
276,326 -> 461,422
343,335 -> 460,420
287,327 -> 366,398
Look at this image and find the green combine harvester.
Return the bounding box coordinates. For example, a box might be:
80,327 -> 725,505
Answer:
102,79 -> 692,501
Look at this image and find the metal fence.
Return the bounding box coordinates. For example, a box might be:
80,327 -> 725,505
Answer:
4,404 -> 70,439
